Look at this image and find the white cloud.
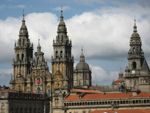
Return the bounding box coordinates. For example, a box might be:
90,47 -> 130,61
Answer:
0,4 -> 26,9
52,6 -> 70,11
0,4 -> 150,85
91,65 -> 119,85
1,4 -> 150,64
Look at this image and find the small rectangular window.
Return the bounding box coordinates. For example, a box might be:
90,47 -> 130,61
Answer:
1,103 -> 4,109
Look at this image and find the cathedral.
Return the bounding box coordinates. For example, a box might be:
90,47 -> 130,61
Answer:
0,10 -> 150,113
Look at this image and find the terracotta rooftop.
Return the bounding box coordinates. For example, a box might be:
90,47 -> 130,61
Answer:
90,109 -> 150,113
65,92 -> 150,101
71,89 -> 103,94
114,79 -> 124,83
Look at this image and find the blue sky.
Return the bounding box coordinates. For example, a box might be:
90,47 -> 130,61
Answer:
0,0 -> 150,86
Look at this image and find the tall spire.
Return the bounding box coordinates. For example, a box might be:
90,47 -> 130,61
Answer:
19,10 -> 28,38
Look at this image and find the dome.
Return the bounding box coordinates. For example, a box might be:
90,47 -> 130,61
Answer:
131,32 -> 140,38
76,49 -> 89,70
76,62 -> 89,70
59,20 -> 65,26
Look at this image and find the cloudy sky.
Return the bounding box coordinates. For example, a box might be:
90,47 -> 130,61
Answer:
0,0 -> 150,86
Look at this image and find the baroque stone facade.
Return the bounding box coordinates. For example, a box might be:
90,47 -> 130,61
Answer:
9,14 -> 51,95
0,11 -> 150,113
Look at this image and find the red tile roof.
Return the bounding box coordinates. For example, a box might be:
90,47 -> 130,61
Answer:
90,109 -> 150,113
71,89 -> 103,94
134,92 -> 150,98
114,79 -> 124,83
65,92 -> 150,101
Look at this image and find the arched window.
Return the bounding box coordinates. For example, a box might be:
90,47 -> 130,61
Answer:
61,36 -> 63,42
22,54 -> 24,61
37,57 -> 40,64
34,104 -> 36,110
48,90 -> 50,96
84,80 -> 86,85
60,51 -> 63,57
16,104 -> 18,109
63,92 -> 66,98
20,103 -> 22,109
37,88 -> 41,94
1,103 -> 4,109
17,54 -> 19,61
133,48 -> 135,53
68,51 -> 70,57
25,104 -> 27,110
137,47 -> 138,52
79,81 -> 81,85
133,62 -> 136,69
56,51 -> 58,58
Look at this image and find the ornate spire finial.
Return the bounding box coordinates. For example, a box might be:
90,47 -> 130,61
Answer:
81,45 -> 84,54
60,6 -> 64,21
38,39 -> 40,46
61,6 -> 63,15
80,46 -> 85,62
133,16 -> 137,33
23,10 -> 25,20
37,38 -> 41,52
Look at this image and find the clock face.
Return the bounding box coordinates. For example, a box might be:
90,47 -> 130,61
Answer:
132,70 -> 135,74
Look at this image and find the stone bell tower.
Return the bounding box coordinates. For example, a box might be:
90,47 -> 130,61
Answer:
10,13 -> 33,91
125,19 -> 150,92
51,10 -> 74,94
